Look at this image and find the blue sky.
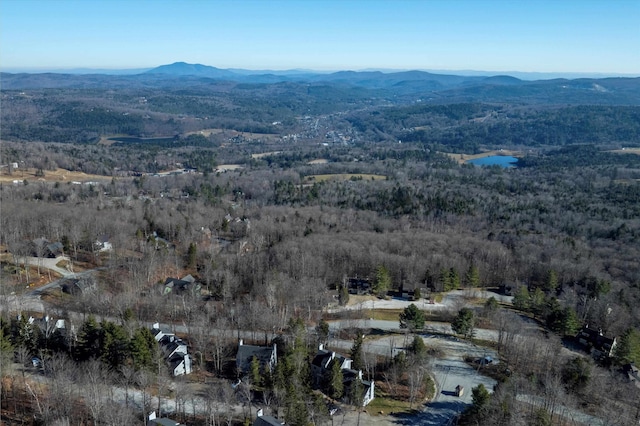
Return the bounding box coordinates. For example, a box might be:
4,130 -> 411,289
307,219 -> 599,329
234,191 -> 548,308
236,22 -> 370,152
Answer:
1,0 -> 638,74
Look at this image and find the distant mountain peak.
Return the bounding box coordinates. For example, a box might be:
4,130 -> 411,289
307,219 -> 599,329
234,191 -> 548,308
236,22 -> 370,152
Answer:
145,62 -> 234,78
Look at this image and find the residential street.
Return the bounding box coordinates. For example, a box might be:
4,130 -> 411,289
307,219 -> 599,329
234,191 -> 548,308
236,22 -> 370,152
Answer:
0,261 -> 571,426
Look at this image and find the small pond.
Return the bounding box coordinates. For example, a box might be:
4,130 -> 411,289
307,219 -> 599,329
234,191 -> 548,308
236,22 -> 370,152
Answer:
468,155 -> 519,168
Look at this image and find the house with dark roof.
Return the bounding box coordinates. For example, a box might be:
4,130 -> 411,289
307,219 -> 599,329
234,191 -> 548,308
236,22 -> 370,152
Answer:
162,274 -> 201,297
46,241 -> 64,258
61,277 -> 96,295
343,368 -> 375,407
236,340 -> 277,376
151,231 -> 174,250
577,326 -> 617,359
31,238 -> 64,258
347,278 -> 372,295
253,409 -> 284,426
148,412 -> 181,426
311,344 -> 352,387
28,315 -> 71,344
151,323 -> 192,376
310,344 -> 375,407
94,235 -> 112,252
160,336 -> 188,359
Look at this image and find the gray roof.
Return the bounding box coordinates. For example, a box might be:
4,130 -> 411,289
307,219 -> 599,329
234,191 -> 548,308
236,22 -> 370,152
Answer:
254,415 -> 284,426
149,419 -> 180,426
237,344 -> 275,372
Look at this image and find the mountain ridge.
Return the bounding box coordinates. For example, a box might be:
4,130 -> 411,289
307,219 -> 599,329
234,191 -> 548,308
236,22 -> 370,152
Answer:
4,62 -> 639,80
2,62 -> 639,105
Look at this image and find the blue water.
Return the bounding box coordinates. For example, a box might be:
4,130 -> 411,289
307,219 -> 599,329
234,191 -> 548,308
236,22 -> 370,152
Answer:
468,155 -> 518,168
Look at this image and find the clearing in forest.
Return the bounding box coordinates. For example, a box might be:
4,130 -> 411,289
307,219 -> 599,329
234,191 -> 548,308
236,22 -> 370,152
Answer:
305,173 -> 387,182
190,128 -> 278,140
608,148 -> 640,155
251,151 -> 282,158
0,168 -> 110,183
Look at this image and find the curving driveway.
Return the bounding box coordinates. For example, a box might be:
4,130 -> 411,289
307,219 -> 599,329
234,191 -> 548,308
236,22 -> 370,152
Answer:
18,255 -> 74,277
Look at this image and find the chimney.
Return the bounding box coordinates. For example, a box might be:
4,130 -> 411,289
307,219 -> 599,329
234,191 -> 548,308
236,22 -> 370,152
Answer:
239,339 -> 244,346
148,411 -> 157,421
319,343 -> 324,351
358,370 -> 363,380
257,408 -> 264,417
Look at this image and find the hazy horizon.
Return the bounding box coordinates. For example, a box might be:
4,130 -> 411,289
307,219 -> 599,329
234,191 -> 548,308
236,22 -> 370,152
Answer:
2,62 -> 639,81
1,0 -> 638,75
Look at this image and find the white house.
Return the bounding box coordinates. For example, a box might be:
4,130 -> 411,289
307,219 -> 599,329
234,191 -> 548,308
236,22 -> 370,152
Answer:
151,323 -> 192,376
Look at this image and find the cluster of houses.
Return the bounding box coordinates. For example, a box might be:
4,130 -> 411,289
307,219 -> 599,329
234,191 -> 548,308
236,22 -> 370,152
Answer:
27,236 -> 113,258
346,277 -> 427,301
22,308 -> 640,425
151,323 -> 193,376
235,340 -> 375,408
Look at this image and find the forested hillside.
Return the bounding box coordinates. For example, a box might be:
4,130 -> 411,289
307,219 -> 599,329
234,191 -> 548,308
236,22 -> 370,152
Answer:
1,71 -> 639,425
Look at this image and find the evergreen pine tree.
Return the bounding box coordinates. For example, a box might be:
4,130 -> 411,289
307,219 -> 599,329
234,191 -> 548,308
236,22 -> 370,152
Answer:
76,315 -> 101,361
187,242 -> 197,269
130,327 -> 156,370
250,355 -> 262,387
350,334 -> 364,371
374,265 -> 392,297
513,286 -> 531,312
328,359 -> 344,399
465,264 -> 480,287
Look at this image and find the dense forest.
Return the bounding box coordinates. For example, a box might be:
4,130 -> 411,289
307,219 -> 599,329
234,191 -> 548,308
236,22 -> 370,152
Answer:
1,71 -> 640,425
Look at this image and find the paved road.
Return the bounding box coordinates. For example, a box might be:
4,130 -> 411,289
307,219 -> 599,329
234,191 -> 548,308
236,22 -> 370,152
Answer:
0,264 -> 506,426
19,255 -> 74,278
326,321 -> 500,426
1,258 -> 101,315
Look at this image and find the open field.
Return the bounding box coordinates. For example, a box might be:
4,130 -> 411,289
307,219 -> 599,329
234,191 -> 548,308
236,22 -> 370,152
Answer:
185,128 -> 227,137
308,158 -> 329,164
443,150 -> 523,165
608,148 -> 640,155
0,167 -> 111,183
189,128 -> 279,140
251,151 -> 282,158
216,164 -> 243,171
305,173 -> 387,182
